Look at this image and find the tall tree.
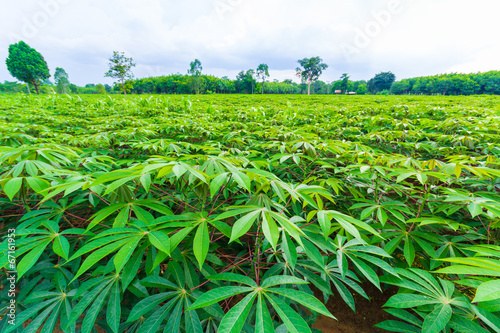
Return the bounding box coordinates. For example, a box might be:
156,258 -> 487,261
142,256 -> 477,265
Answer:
54,67 -> 70,94
340,73 -> 350,94
104,51 -> 135,95
296,57 -> 328,95
188,59 -> 203,94
235,70 -> 256,94
367,72 -> 396,94
6,41 -> 50,94
256,64 -> 269,94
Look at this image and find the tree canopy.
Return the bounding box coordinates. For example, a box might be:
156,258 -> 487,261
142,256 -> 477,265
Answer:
367,72 -> 396,93
296,57 -> 328,95
104,51 -> 135,95
5,41 -> 50,94
256,64 -> 270,94
54,67 -> 70,94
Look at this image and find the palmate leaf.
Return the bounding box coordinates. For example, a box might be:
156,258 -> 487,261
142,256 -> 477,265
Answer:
4,292 -> 68,333
66,277 -> 117,332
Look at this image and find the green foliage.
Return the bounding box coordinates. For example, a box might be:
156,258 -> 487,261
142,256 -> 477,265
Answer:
296,57 -> 328,95
54,67 -> 70,94
6,41 -> 50,95
0,94 -> 499,332
256,64 -> 270,94
368,72 -> 396,94
391,71 -> 500,95
104,51 -> 136,95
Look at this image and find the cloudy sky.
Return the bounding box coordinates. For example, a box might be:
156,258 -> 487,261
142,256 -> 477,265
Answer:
0,0 -> 498,85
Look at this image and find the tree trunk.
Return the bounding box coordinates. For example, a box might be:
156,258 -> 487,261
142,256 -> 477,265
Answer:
122,78 -> 126,96
34,82 -> 39,95
261,82 -> 264,94
26,83 -> 31,94
307,83 -> 311,95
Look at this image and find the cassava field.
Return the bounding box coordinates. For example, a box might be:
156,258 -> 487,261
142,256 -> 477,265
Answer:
1,94 -> 500,333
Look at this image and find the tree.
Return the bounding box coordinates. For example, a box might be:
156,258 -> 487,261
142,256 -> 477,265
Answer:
104,51 -> 135,95
54,67 -> 70,94
256,64 -> 269,94
340,73 -> 350,94
296,57 -> 328,95
367,72 -> 396,94
6,41 -> 50,94
96,84 -> 106,94
356,84 -> 368,95
188,59 -> 203,94
236,70 -> 256,94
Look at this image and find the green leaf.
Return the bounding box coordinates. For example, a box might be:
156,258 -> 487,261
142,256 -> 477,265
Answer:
189,286 -> 254,310
218,291 -> 257,333
317,211 -> 331,240
229,209 -> 261,242
208,272 -> 258,287
193,221 -> 209,267
81,283 -> 113,333
210,172 -> 229,198
374,320 -> 420,333
17,240 -> 51,279
140,276 -> 180,289
448,315 -> 491,333
261,275 -> 309,288
72,239 -> 130,281
473,279 -> 500,303
87,203 -> 127,230
127,292 -> 176,322
122,244 -> 146,290
282,233 -> 297,271
148,230 -> 170,254
261,212 -> 279,249
404,236 -> 415,267
52,235 -> 70,260
106,281 -> 121,333
421,304 -> 452,333
302,239 -> 324,268
265,293 -> 312,333
267,288 -> 335,319
4,177 -> 23,201
164,298 -> 183,332
139,297 -> 178,333
255,293 -> 274,333
384,294 -> 438,308
184,298 -> 203,333
473,305 -> 500,332
114,236 -> 142,273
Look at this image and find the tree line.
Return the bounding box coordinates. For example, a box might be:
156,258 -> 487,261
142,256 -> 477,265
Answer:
391,72 -> 500,95
3,41 -> 500,96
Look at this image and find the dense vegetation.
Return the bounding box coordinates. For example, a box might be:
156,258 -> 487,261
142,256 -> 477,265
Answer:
391,71 -> 500,96
0,94 -> 500,332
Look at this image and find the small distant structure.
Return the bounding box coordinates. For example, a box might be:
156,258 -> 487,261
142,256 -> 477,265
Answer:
347,92 -> 357,95
334,90 -> 342,94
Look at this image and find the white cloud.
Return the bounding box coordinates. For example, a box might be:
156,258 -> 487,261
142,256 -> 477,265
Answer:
0,0 -> 498,85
